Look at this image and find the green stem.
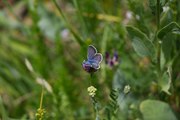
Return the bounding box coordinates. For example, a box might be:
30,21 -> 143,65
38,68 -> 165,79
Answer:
39,86 -> 44,109
52,0 -> 84,46
89,74 -> 100,119
89,73 -> 94,85
157,0 -> 160,30
157,41 -> 161,75
73,0 -> 88,38
156,0 -> 161,76
52,0 -> 67,22
36,83 -> 45,120
91,97 -> 100,119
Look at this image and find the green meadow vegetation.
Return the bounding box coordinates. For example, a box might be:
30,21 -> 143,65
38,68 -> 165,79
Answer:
0,0 -> 179,120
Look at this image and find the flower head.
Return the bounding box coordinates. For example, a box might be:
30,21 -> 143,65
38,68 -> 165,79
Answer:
105,51 -> 119,68
36,108 -> 46,119
123,85 -> 131,94
87,86 -> 97,97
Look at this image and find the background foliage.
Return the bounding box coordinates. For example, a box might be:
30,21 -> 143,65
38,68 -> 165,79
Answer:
0,0 -> 179,120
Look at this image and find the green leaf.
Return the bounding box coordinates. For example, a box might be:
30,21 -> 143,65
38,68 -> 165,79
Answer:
160,48 -> 166,70
0,96 -> 8,120
148,0 -> 156,15
158,22 -> 180,39
132,37 -> 151,57
161,32 -> 175,62
159,66 -> 172,95
158,22 -> 180,62
160,8 -> 173,28
140,100 -> 177,120
148,0 -> 167,15
126,26 -> 155,60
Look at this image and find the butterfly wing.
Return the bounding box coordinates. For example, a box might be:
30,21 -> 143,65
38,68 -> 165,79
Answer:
91,62 -> 100,69
82,60 -> 98,72
92,53 -> 103,64
87,45 -> 97,60
89,53 -> 103,69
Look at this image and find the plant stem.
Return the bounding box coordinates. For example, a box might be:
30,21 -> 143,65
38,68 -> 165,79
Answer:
73,0 -> 88,38
89,73 -> 93,85
36,84 -> 45,120
52,0 -> 67,22
156,0 -> 161,75
39,86 -> 44,109
91,97 -> 100,120
52,0 -> 84,46
156,0 -> 160,30
89,74 -> 100,119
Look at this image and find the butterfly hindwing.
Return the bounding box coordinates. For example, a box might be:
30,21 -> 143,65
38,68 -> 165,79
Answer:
88,53 -> 102,69
92,53 -> 103,63
92,62 -> 100,69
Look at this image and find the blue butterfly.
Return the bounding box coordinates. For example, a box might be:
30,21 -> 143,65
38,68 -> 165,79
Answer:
82,45 -> 103,73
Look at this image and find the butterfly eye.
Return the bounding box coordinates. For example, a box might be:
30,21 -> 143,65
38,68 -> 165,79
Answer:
88,45 -> 97,59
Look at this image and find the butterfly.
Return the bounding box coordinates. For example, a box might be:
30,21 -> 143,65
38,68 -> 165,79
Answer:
82,45 -> 103,73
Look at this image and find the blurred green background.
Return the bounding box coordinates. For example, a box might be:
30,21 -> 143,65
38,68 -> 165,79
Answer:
0,0 -> 179,120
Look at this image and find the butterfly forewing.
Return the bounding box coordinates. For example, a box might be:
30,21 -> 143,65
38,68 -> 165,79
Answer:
88,45 -> 97,60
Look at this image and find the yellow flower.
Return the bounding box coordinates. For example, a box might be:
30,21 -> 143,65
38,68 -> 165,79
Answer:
36,108 -> 46,119
87,86 -> 97,97
123,85 -> 131,94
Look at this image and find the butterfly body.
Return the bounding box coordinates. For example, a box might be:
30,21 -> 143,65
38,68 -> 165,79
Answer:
82,45 -> 103,73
